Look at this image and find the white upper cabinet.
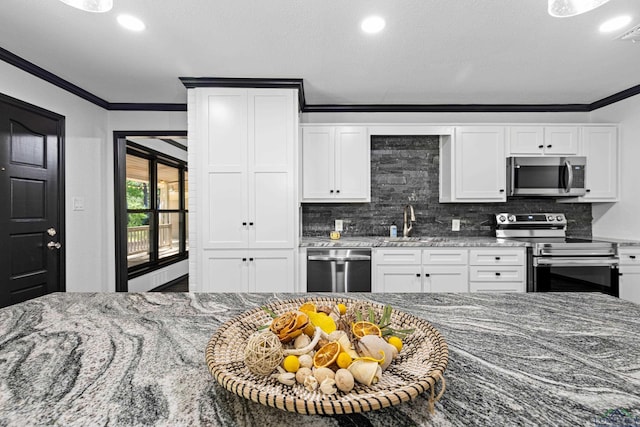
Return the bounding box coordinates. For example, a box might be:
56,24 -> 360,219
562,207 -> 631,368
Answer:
199,88 -> 296,249
508,126 -> 579,155
440,126 -> 506,202
301,125 -> 370,202
579,126 -> 618,201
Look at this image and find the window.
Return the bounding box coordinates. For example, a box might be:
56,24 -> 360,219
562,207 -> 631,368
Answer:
114,131 -> 188,290
125,143 -> 188,272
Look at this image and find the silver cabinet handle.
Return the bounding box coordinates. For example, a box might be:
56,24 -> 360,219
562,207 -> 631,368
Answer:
307,255 -> 371,262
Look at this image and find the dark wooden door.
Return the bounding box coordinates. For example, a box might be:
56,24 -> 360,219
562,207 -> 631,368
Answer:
0,94 -> 64,308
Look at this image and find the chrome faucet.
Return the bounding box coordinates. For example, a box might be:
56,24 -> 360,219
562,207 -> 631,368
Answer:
403,204 -> 416,237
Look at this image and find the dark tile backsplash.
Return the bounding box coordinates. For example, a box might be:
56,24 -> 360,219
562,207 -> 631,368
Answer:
302,135 -> 592,237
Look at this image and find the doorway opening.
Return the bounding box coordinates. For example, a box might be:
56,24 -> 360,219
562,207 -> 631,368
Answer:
113,131 -> 188,292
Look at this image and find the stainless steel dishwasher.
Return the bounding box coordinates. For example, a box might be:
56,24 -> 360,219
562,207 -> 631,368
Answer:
306,249 -> 371,292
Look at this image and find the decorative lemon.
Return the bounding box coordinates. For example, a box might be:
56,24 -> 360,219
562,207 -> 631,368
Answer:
282,355 -> 300,373
387,336 -> 403,353
336,351 -> 353,369
337,303 -> 347,315
307,311 -> 337,334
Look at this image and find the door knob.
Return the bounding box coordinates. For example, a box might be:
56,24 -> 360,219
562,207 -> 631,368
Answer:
47,241 -> 62,250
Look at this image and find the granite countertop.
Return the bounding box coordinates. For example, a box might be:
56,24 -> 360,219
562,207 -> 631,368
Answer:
300,236 -> 529,248
1,292 -> 639,426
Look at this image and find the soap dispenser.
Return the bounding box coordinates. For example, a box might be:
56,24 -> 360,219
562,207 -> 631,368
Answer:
390,222 -> 398,238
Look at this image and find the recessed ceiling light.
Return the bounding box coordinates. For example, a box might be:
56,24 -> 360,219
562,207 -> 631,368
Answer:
599,15 -> 632,33
361,16 -> 385,34
117,14 -> 146,32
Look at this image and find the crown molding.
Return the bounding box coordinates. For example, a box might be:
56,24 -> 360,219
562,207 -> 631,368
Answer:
2,46 -> 638,113
301,103 -> 592,113
589,83 -> 640,111
179,77 -> 306,109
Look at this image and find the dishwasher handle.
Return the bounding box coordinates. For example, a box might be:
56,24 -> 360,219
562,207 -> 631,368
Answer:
307,255 -> 371,262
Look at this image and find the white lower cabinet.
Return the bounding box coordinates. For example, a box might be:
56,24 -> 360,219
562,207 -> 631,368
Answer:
375,265 -> 423,292
373,247 -> 526,293
619,248 -> 640,304
374,248 -> 468,292
469,248 -> 525,293
425,266 -> 468,292
202,250 -> 294,293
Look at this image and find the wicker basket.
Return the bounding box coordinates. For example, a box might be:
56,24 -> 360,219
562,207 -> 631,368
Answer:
205,296 -> 448,415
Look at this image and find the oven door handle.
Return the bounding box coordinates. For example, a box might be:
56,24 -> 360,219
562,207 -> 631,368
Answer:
534,257 -> 618,267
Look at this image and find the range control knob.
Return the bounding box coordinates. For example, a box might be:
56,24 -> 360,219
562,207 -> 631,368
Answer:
508,215 -> 516,222
556,215 -> 563,221
547,215 -> 555,221
498,215 -> 507,222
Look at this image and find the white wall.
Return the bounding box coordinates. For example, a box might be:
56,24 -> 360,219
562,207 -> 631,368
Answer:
1,61 -> 110,292
590,94 -> 640,240
107,111 -> 187,292
0,61 -> 188,292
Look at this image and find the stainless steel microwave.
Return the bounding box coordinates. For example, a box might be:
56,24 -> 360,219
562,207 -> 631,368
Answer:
507,156 -> 587,197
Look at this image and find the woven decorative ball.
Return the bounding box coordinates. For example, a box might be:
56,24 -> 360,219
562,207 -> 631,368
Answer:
243,330 -> 284,376
206,296 -> 448,415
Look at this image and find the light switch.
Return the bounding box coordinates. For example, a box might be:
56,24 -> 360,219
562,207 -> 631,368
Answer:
335,219 -> 344,232
452,219 -> 460,231
73,197 -> 85,211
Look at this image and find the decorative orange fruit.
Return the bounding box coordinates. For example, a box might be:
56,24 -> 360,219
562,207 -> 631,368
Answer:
351,321 -> 382,338
313,341 -> 341,368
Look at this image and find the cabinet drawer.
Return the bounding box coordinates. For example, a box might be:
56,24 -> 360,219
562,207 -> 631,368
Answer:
422,249 -> 468,265
470,282 -> 525,293
619,249 -> 640,265
375,249 -> 421,265
469,266 -> 524,282
469,249 -> 524,266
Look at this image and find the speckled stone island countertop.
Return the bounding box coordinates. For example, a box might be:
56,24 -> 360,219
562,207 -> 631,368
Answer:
300,236 -> 530,248
1,292 -> 639,426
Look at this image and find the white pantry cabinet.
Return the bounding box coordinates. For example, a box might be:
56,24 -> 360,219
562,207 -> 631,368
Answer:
508,126 -> 579,156
440,126 -> 506,202
301,125 -> 370,202
619,248 -> 640,305
190,87 -> 298,291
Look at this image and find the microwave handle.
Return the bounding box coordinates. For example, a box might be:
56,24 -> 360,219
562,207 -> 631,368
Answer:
564,160 -> 573,193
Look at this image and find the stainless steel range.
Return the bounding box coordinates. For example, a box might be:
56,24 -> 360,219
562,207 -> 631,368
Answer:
496,213 -> 619,296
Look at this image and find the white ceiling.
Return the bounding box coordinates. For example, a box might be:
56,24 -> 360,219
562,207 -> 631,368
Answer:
1,0 -> 639,106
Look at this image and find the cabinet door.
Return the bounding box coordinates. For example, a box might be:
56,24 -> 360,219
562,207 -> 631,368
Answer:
334,126 -> 370,201
544,126 -> 579,155
374,265 -> 422,293
201,89 -> 249,249
509,126 -> 545,155
619,266 -> 640,305
202,250 -> 249,292
250,250 -> 295,293
249,90 -> 296,248
581,126 -> 618,201
454,127 -> 506,201
302,127 -> 334,200
424,266 -> 468,292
